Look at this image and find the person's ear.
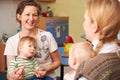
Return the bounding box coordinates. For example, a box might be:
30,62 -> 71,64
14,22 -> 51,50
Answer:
69,57 -> 76,65
19,46 -> 22,52
16,13 -> 21,21
92,21 -> 99,33
68,55 -> 76,66
73,57 -> 76,65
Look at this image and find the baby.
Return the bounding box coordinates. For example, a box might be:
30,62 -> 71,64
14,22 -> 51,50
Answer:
64,41 -> 93,80
7,36 -> 52,80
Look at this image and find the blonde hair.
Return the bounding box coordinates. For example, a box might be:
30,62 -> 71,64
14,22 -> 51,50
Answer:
69,41 -> 93,69
87,0 -> 120,57
73,41 -> 93,57
17,36 -> 37,55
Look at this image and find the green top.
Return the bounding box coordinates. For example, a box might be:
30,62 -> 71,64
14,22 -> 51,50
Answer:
7,56 -> 40,79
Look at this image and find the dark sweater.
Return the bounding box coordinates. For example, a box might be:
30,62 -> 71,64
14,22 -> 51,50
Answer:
75,53 -> 120,80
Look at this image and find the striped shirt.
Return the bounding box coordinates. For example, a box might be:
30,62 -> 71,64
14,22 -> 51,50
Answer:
7,56 -> 40,79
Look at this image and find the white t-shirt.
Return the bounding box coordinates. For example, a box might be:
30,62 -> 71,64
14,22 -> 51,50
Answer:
4,29 -> 58,79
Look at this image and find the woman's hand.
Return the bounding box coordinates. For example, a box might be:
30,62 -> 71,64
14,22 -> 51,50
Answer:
35,68 -> 47,78
8,66 -> 25,80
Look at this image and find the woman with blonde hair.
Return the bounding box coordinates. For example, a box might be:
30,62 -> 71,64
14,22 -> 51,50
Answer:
73,0 -> 120,80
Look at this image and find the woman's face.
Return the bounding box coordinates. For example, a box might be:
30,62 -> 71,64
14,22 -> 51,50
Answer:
17,6 -> 39,30
83,10 -> 95,42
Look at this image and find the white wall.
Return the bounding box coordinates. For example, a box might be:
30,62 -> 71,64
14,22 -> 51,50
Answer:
0,0 -> 20,37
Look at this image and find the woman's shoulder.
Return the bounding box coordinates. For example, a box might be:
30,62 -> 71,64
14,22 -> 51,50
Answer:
7,33 -> 19,42
6,33 -> 19,44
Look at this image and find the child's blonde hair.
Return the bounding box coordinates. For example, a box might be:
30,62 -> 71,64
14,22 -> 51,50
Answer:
72,41 -> 93,59
17,36 -> 37,55
69,41 -> 93,69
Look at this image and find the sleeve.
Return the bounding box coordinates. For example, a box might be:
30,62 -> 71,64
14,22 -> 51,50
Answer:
47,32 -> 58,53
7,58 -> 17,76
4,35 -> 19,56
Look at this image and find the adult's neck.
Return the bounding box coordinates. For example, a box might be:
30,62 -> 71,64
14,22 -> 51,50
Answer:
19,28 -> 37,38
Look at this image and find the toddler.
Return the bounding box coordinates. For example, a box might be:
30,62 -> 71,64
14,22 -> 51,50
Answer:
7,36 -> 53,80
64,41 -> 93,80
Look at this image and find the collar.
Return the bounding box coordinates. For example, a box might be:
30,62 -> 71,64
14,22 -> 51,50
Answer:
92,40 -> 99,50
92,40 -> 120,53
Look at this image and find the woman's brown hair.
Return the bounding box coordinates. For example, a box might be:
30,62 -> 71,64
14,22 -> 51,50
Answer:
16,0 -> 41,23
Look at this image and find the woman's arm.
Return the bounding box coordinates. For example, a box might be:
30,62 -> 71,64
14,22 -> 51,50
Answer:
7,67 -> 24,80
7,55 -> 25,80
46,49 -> 61,72
35,50 -> 61,77
6,55 -> 14,67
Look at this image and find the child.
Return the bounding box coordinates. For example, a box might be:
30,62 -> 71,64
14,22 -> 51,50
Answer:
7,36 -> 53,80
64,41 -> 93,80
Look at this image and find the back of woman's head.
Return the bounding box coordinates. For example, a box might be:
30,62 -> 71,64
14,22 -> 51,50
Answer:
87,0 -> 120,42
87,0 -> 120,57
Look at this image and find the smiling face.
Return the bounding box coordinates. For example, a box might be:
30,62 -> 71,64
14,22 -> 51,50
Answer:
17,6 -> 39,31
19,40 -> 37,59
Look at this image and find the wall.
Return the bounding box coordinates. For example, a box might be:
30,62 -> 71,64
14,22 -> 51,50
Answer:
40,0 -> 87,42
0,0 -> 20,38
0,0 -> 87,42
